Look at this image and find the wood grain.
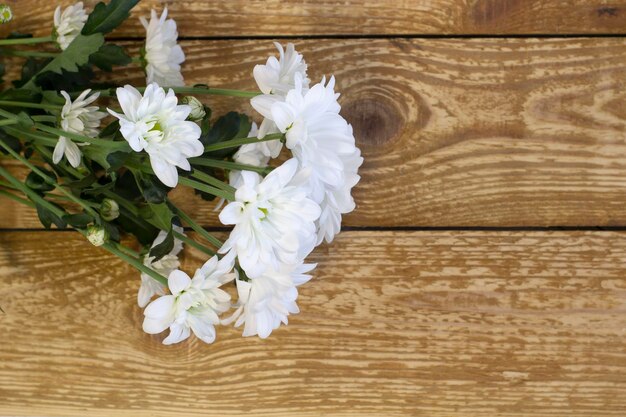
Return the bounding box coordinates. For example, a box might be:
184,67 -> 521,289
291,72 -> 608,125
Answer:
2,38 -> 626,228
2,0 -> 626,37
0,230 -> 625,416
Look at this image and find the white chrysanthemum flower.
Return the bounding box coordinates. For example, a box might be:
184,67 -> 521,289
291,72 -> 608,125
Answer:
107,83 -> 203,187
140,8 -> 185,87
213,123 -> 270,213
53,2 -> 87,50
251,42 -> 309,155
224,262 -> 315,339
53,89 -> 106,168
229,123 -> 270,188
254,42 -> 309,96
138,225 -> 185,308
218,158 -> 321,278
142,254 -> 235,345
253,74 -> 362,244
316,144 -> 363,243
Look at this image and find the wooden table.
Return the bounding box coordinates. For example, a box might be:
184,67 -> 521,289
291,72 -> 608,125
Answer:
1,1 -> 626,416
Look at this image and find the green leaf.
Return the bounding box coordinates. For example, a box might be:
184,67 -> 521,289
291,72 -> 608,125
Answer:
63,212 -> 94,228
82,143 -> 128,171
138,174 -> 169,204
64,174 -> 97,193
36,65 -> 96,92
39,34 -> 104,75
139,202 -> 174,231
15,111 -> 34,128
0,87 -> 41,103
117,210 -> 159,245
99,120 -> 120,138
113,170 -> 142,202
0,129 -> 21,155
12,58 -> 49,89
149,228 -> 174,262
41,90 -> 65,106
82,0 -> 140,36
89,43 -> 132,71
200,105 -> 212,136
202,111 -> 251,159
36,203 -> 66,229
21,34 -> 104,90
25,168 -> 56,192
106,151 -> 131,172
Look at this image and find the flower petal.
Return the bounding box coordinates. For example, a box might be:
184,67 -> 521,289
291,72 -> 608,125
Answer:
168,270 -> 191,295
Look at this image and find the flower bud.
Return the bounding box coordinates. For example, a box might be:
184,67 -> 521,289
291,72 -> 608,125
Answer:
0,5 -> 12,24
100,198 -> 120,221
181,96 -> 206,121
86,225 -> 108,247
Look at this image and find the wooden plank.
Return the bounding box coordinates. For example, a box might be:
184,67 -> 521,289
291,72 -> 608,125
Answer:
0,230 -> 625,416
2,38 -> 626,228
2,0 -> 626,37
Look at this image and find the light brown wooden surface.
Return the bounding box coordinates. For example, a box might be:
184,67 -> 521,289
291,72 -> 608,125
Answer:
1,230 -> 625,416
2,38 -> 626,228
1,2 -> 626,416
3,0 -> 626,36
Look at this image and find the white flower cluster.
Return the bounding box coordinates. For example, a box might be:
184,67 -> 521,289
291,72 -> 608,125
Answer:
53,2 -> 87,50
48,6 -> 361,345
140,7 -> 185,87
137,43 -> 361,344
107,83 -> 203,187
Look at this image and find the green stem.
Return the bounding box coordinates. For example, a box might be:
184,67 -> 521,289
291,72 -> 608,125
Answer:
4,126 -> 58,147
0,107 -> 18,120
190,157 -> 272,174
0,188 -> 35,208
31,115 -> 58,123
0,49 -> 57,58
113,241 -> 140,258
100,242 -> 168,286
0,100 -> 61,110
173,231 -> 215,256
94,86 -> 260,99
0,119 -> 18,127
34,123 -> 129,150
190,169 -> 236,194
0,179 -> 15,189
171,203 -> 223,249
168,87 -> 260,98
0,157 -> 169,288
179,176 -> 234,201
0,36 -> 54,46
0,139 -> 99,219
204,133 -> 283,153
0,165 -> 65,218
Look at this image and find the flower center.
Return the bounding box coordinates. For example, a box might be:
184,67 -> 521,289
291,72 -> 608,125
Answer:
150,121 -> 163,133
259,207 -> 269,220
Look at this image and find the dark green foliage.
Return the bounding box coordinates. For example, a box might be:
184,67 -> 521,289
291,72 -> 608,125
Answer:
201,111 -> 251,159
82,0 -> 140,35
90,44 -> 132,72
25,168 -> 56,192
148,228 -> 174,262
36,203 -> 66,229
63,212 -> 94,228
0,129 -> 21,155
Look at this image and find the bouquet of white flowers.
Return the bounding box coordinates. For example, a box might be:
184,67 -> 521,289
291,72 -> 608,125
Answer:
0,1 -> 362,344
